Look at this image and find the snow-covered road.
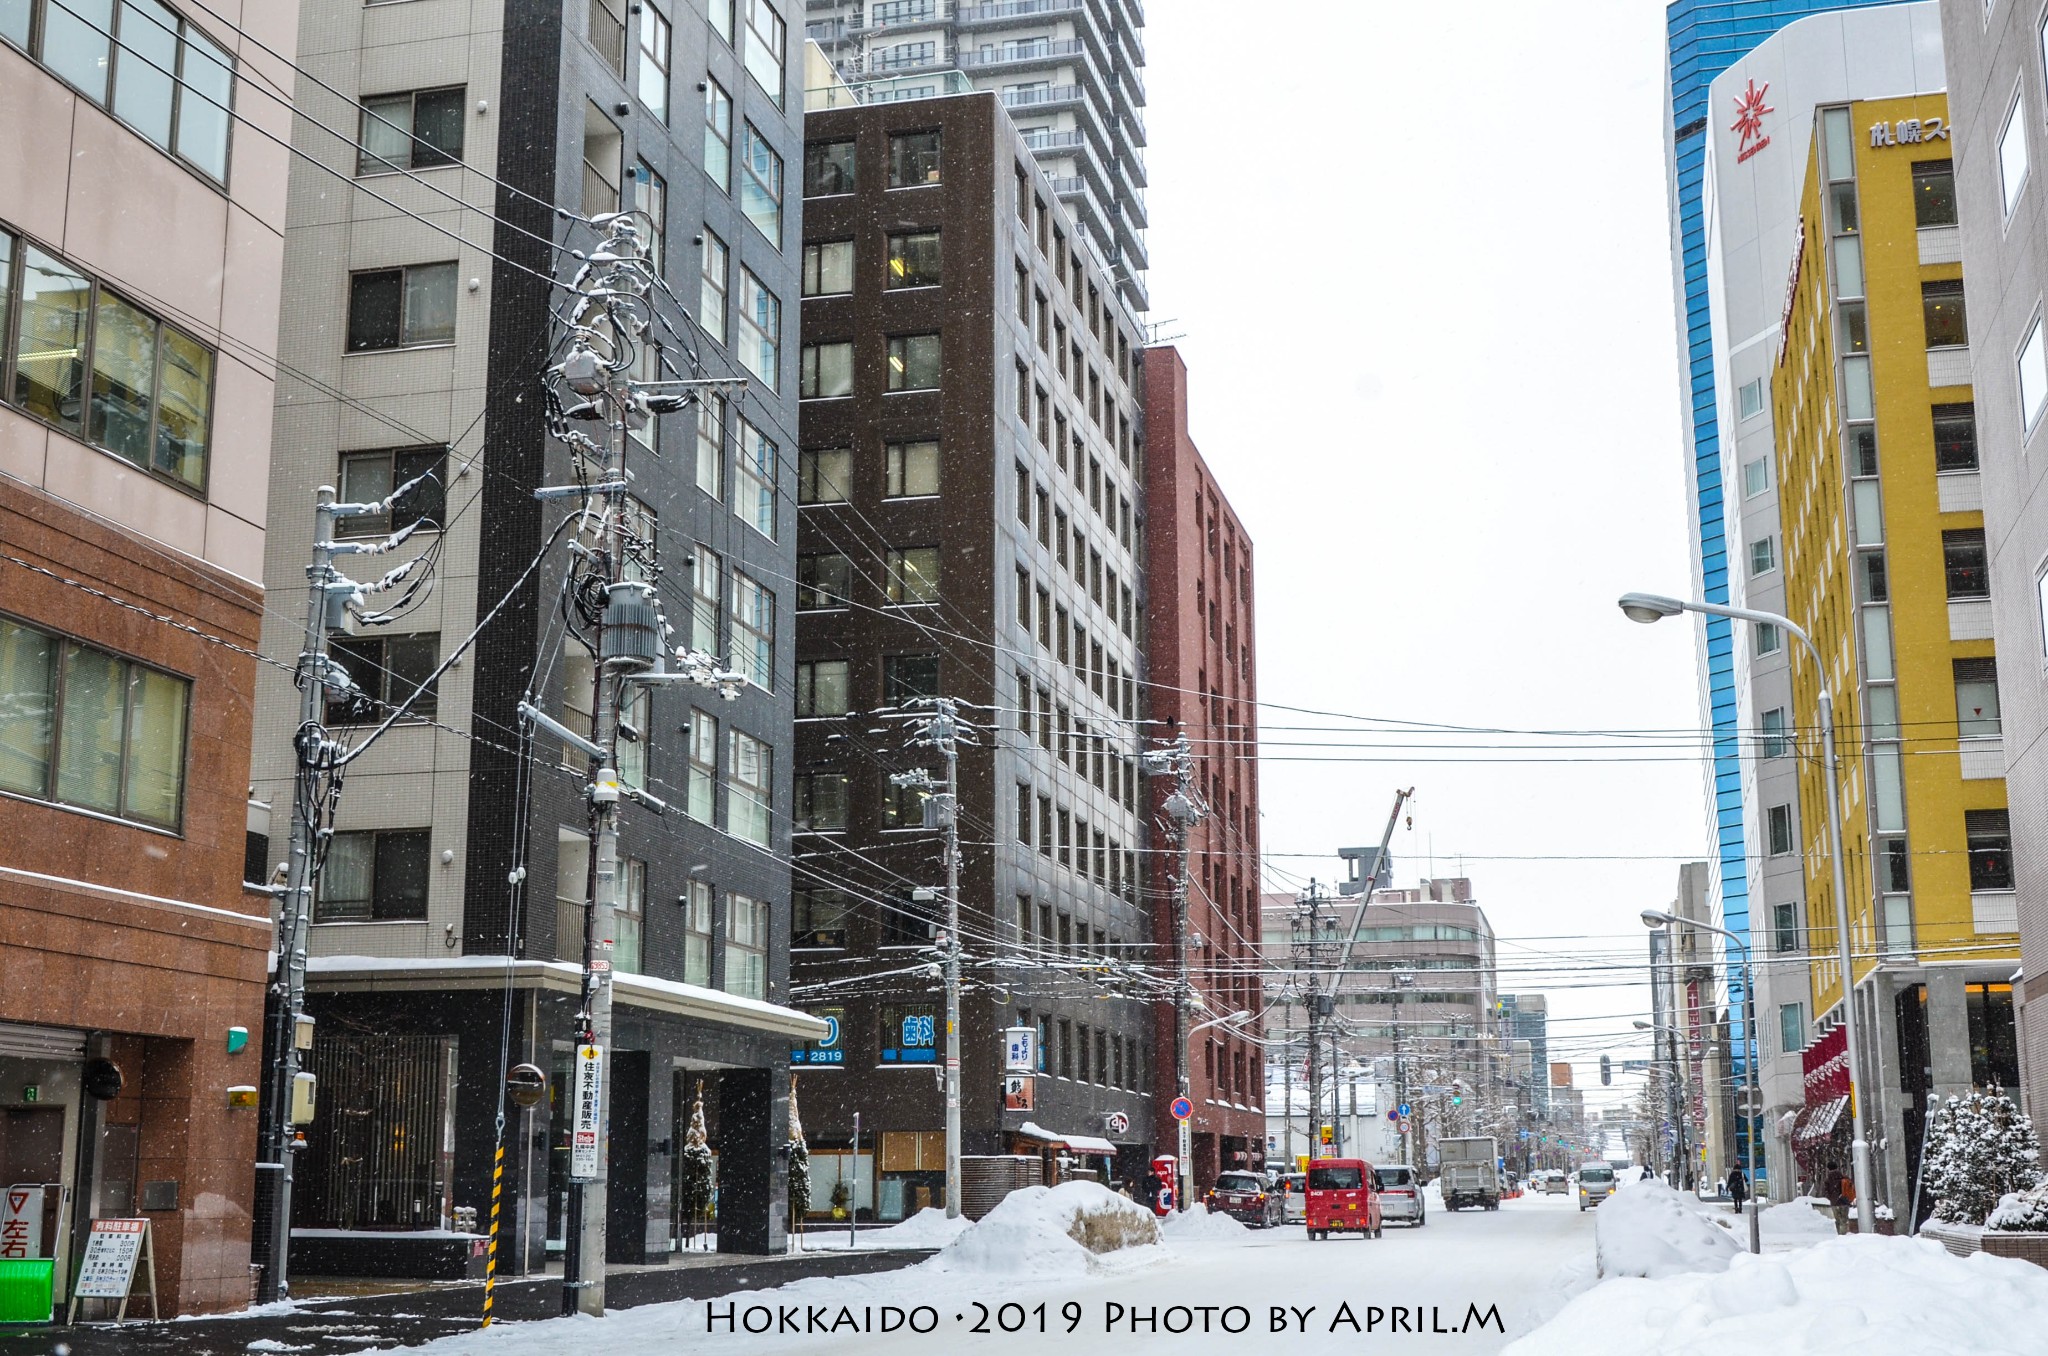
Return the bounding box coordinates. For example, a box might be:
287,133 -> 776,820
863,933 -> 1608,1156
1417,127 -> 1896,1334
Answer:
405,1190 -> 1594,1356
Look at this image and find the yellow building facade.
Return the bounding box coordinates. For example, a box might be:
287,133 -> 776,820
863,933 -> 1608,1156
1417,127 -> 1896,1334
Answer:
1773,94 -> 2021,1210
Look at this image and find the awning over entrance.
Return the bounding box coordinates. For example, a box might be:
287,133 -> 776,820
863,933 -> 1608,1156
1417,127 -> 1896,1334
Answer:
1795,1095 -> 1848,1143
305,956 -> 830,1040
1016,1121 -> 1118,1156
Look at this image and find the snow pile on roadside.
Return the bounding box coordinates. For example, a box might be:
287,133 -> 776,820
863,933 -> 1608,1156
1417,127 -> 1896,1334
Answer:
933,1182 -> 1160,1276
1758,1198 -> 1839,1247
1506,1236 -> 2048,1356
1159,1206 -> 1248,1241
1594,1180 -> 1741,1279
852,1207 -> 974,1249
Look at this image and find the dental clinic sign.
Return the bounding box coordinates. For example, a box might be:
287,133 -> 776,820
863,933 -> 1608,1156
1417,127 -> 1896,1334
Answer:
1870,117 -> 1950,148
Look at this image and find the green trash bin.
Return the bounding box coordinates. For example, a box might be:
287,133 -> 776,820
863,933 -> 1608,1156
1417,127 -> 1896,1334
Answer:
0,1258 -> 53,1324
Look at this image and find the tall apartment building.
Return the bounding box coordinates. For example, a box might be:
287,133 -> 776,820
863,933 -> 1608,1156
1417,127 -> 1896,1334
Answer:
802,0 -> 1147,310
1497,993 -> 1550,1122
254,0 -> 816,1267
1688,1 -> 1949,1200
0,0 -> 298,1314
1938,0 -> 2048,1124
788,91 -> 1155,1217
1773,92 -> 2020,1213
1139,345 -> 1262,1184
1664,0 -> 1911,1176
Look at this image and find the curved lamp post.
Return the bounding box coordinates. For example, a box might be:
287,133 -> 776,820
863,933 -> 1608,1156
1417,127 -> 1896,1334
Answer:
1618,592 -> 1873,1233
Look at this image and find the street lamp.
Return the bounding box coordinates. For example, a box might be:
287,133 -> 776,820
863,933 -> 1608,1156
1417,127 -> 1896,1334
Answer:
1619,591 -> 1874,1232
1644,908 -> 1761,1256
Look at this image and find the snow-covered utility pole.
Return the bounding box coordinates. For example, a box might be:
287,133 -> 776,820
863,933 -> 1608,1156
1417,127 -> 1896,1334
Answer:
533,208 -> 744,1316
891,698 -> 965,1217
259,469 -> 448,1303
1145,732 -> 1203,1208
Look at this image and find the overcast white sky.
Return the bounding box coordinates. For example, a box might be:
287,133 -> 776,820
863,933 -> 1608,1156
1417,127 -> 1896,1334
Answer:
1144,1 -> 1708,1111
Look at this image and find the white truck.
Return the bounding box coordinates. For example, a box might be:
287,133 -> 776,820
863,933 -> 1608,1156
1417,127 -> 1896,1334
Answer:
1436,1137 -> 1501,1211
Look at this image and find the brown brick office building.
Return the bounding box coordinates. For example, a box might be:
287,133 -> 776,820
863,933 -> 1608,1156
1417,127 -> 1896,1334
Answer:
0,1 -> 300,1312
1141,347 -> 1264,1185
788,91 -> 1159,1214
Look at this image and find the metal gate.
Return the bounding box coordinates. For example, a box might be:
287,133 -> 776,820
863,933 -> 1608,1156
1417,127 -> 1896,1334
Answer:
299,1034 -> 454,1229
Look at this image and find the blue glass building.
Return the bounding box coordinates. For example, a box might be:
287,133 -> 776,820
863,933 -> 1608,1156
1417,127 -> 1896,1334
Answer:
1664,0 -> 1904,1185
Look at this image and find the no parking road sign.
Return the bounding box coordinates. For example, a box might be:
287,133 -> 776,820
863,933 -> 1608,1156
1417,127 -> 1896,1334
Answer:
1170,1096 -> 1193,1121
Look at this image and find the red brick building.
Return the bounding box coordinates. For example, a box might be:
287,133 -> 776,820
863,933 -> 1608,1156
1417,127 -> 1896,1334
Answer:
1142,346 -> 1264,1187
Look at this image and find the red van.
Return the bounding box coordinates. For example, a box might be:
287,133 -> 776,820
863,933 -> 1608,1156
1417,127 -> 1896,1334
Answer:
1304,1158 -> 1383,1240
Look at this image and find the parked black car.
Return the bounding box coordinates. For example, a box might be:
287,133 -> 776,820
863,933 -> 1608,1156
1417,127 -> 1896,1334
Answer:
1207,1170 -> 1284,1227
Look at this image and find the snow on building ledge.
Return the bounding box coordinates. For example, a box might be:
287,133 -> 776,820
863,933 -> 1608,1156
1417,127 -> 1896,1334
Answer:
305,956 -> 831,1040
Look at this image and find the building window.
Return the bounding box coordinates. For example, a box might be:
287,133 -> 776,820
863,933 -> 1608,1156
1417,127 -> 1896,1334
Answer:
2001,93 -> 2030,217
725,891 -> 767,996
1773,901 -> 1799,956
794,771 -> 847,832
798,447 -> 850,504
888,130 -> 941,186
883,653 -> 939,704
804,140 -> 855,196
885,440 -> 939,498
7,0 -> 233,182
1966,983 -> 2020,1089
609,857 -> 644,974
347,262 -> 457,351
4,238 -> 215,491
1751,621 -> 1781,657
885,547 -> 940,606
736,268 -> 779,388
1933,403 -> 1978,472
736,417 -> 776,538
337,448 -> 445,537
795,659 -> 849,717
0,615 -> 190,830
2023,314 -> 2048,431
1955,657 -> 2002,738
886,333 -> 941,390
1968,809 -> 2014,891
1913,158 -> 1957,227
582,101 -> 623,214
1945,528 -> 1989,599
794,888 -> 849,949
1778,1003 -> 1804,1057
636,5 -> 671,120
1760,707 -> 1789,758
739,122 -> 783,244
1923,279 -> 1968,349
801,240 -> 853,297
325,632 -> 439,725
1748,536 -> 1775,576
742,0 -> 785,106
799,341 -> 852,399
1742,457 -> 1770,498
1737,377 -> 1764,419
726,730 -> 771,847
730,571 -> 774,689
703,80 -> 733,191
698,230 -> 728,343
687,544 -> 720,655
886,231 -> 941,288
684,878 -> 713,985
358,86 -> 465,175
685,709 -> 717,822
881,775 -> 929,832
796,553 -> 851,610
634,162 -> 667,275
588,0 -> 627,72
317,829 -> 430,923
1766,803 -> 1793,856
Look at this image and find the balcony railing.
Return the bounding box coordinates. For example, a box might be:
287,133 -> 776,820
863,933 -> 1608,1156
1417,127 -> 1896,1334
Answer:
1001,83 -> 1082,109
1020,129 -> 1086,153
957,0 -> 1084,23
958,38 -> 1086,70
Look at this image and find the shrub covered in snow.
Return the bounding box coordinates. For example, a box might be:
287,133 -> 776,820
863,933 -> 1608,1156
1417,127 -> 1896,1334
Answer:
1924,1091 -> 2044,1225
1989,1184 -> 2048,1232
935,1182 -> 1159,1276
1592,1179 -> 1741,1279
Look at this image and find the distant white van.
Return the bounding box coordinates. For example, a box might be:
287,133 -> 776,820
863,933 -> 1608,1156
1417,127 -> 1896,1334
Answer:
1577,1161 -> 1616,1211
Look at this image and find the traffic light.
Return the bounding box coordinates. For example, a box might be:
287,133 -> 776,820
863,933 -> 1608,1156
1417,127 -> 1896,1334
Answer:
1600,1055 -> 1612,1086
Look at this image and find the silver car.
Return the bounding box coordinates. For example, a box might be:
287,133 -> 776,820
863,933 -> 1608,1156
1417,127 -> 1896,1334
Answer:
1280,1172 -> 1307,1223
1374,1165 -> 1425,1226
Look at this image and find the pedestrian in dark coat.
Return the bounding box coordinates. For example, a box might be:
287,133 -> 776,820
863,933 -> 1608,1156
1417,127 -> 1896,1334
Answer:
1726,1165 -> 1748,1213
